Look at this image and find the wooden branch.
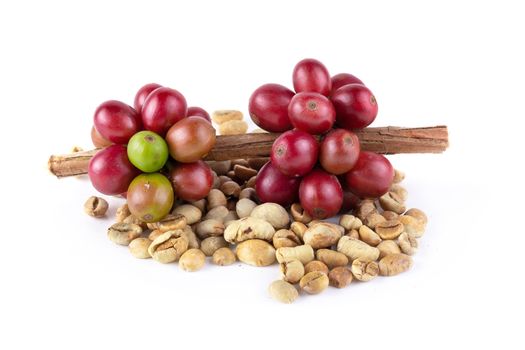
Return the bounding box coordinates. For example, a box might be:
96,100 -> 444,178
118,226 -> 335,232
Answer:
48,125 -> 448,178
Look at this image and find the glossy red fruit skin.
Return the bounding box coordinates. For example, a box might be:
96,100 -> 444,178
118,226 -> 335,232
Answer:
249,83 -> 294,132
271,130 -> 319,177
319,129 -> 360,175
169,160 -> 213,201
141,87 -> 187,136
292,58 -> 332,96
288,92 -> 336,135
90,125 -> 112,148
165,117 -> 216,163
93,100 -> 142,144
255,161 -> 301,206
331,73 -> 364,93
134,83 -> 162,111
345,151 -> 394,198
299,169 -> 343,219
331,84 -> 378,129
88,145 -> 140,195
187,106 -> 211,122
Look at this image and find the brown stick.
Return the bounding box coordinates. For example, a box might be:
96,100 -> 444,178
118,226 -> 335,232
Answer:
48,125 -> 448,178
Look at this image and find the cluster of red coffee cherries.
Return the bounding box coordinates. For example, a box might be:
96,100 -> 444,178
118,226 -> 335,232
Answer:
251,58 -> 394,219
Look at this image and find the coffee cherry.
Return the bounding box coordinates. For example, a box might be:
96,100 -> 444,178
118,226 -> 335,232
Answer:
319,129 -> 360,175
299,169 -> 343,219
165,117 -> 216,163
293,58 -> 332,96
331,73 -> 364,93
331,84 -> 378,129
271,130 -> 319,177
187,106 -> 211,122
141,87 -> 187,136
134,83 -> 162,111
255,161 -> 301,206
93,100 -> 142,144
249,83 -> 294,132
127,173 -> 174,223
345,151 -> 394,198
88,145 -> 140,195
288,92 -> 336,135
127,131 -> 169,173
169,160 -> 213,201
90,125 -> 112,148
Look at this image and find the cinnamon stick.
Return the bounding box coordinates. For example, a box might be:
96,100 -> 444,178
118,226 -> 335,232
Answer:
48,125 -> 448,178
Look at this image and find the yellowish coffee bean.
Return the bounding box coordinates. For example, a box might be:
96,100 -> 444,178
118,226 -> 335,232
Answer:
181,226 -> 200,249
220,180 -> 241,197
219,120 -> 248,135
303,222 -> 342,249
399,215 -> 426,238
290,221 -> 308,240
404,208 -> 428,226
203,205 -> 229,222
107,223 -> 143,246
273,229 -> 302,249
328,267 -> 353,288
315,249 -> 349,269
172,204 -> 202,225
337,236 -> 380,262
355,200 -> 378,221
377,240 -> 402,259
363,212 -> 386,229
179,249 -> 206,272
375,219 -> 405,240
195,219 -> 225,239
207,189 -> 227,210
146,214 -> 187,232
279,259 -> 305,284
379,253 -> 413,276
398,232 -> 418,255
236,198 -> 257,218
250,203 -> 290,229
200,236 -> 229,256
276,245 -> 315,265
300,271 -> 329,295
84,196 -> 108,218
129,237 -> 152,259
382,211 -> 399,221
236,239 -> 276,267
379,192 -> 406,214
212,247 -> 236,266
393,169 -> 405,183
389,184 -> 408,201
339,214 -> 363,231
346,229 -> 360,240
304,260 -> 330,275
115,204 -> 131,223
212,110 -> 243,124
224,217 -> 275,243
351,259 -> 379,282
268,280 -> 299,304
290,203 -> 313,224
358,225 -> 382,246
148,230 -> 189,263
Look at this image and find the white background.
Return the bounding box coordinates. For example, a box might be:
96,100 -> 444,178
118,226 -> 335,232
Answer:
1,1 -> 524,349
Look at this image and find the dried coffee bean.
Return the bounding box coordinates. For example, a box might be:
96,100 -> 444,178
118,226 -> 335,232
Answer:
247,158 -> 268,171
123,215 -> 148,229
250,203 -> 290,229
351,259 -> 379,282
207,189 -> 227,210
233,165 -> 257,181
377,240 -> 401,259
239,187 -> 258,201
212,110 -> 243,124
382,211 -> 399,220
189,199 -> 207,213
245,176 -> 257,189
290,203 -> 313,224
363,212 -> 386,229
398,232 -> 418,255
129,237 -> 152,259
204,205 -> 229,222
276,245 -> 315,265
115,204 -> 131,223
148,229 -> 163,241
299,271 -> 329,294
226,198 -> 238,212
379,192 -> 406,214
146,214 -> 187,232
107,223 -> 143,246
339,215 -> 362,231
303,222 -> 342,249
223,211 -> 239,226
268,280 -> 299,304
328,267 -> 353,288
290,221 -> 308,240
219,120 -> 248,135
337,236 -> 380,262
219,175 -> 232,186
375,219 -> 405,240
231,159 -> 250,167
208,160 -> 232,175
405,208 -> 428,225
181,226 -> 200,249
224,217 -> 275,243
195,219 -> 225,239
316,249 -> 349,269
84,196 -> 109,217
279,259 -> 305,284
355,199 -> 378,221
346,229 -> 360,240
236,239 -> 276,266
273,229 -> 302,249
304,260 -> 329,275
148,230 -> 189,263
389,184 -> 408,201
358,225 -> 382,246
226,170 -> 237,181
379,253 -> 413,276
220,181 -> 241,197
212,171 -> 221,189
179,249 -> 206,272
399,215 -> 426,238
236,198 -> 257,218
212,247 -> 236,266
172,204 -> 202,225
200,236 -> 229,256
393,169 -> 405,183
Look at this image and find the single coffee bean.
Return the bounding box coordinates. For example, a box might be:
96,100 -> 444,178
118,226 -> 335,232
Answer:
84,196 -> 108,218
107,222 -> 142,246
